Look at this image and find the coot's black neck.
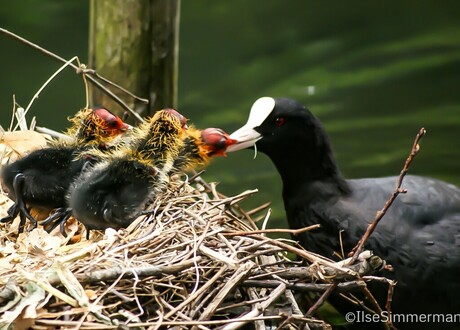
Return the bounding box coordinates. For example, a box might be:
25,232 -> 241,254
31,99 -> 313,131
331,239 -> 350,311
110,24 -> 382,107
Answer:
266,124 -> 351,200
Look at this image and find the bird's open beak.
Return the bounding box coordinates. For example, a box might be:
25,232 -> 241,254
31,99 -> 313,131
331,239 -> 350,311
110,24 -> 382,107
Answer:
227,97 -> 275,152
226,124 -> 261,152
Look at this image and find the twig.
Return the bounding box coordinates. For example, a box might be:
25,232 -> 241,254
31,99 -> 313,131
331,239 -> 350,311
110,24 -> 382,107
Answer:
348,127 -> 426,262
15,56 -> 79,131
8,95 -> 17,131
275,289 -> 306,330
362,286 -> 392,330
305,282 -> 338,317
163,266 -> 229,319
221,283 -> 287,330
240,280 -> 365,293
362,286 -> 383,315
35,126 -> 73,141
14,107 -> 28,131
223,224 -> 320,237
0,260 -> 198,303
34,315 -> 322,329
338,292 -> 377,314
0,27 -> 146,123
255,235 -> 358,276
251,252 -> 384,282
245,202 -> 272,217
246,288 -> 266,330
386,281 -> 396,322
198,262 -> 253,321
77,67 -> 148,103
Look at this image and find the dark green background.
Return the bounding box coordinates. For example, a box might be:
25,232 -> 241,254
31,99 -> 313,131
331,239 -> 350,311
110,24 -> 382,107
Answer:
1,1 -> 460,229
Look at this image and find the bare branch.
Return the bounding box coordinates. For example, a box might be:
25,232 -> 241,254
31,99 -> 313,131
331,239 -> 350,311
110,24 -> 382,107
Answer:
0,27 -> 146,123
348,128 -> 426,262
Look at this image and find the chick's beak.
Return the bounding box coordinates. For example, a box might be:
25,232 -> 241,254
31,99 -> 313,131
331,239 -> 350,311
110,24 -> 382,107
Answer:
200,128 -> 237,157
226,124 -> 261,152
121,123 -> 131,131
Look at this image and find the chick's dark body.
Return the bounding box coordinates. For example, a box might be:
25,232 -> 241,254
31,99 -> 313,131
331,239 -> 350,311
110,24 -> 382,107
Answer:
1,146 -> 89,209
69,109 -> 185,232
0,108 -> 128,233
69,158 -> 154,230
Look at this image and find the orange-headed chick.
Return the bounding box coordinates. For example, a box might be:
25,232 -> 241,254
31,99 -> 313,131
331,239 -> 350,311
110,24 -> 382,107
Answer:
172,126 -> 237,173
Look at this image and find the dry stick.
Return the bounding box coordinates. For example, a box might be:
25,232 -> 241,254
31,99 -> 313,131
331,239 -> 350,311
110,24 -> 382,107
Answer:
247,288 -> 266,330
35,126 -> 73,140
348,127 -> 426,263
305,282 -> 338,317
32,62 -> 79,114
5,60 -> 80,132
276,289 -> 308,330
338,292 -> 376,315
77,67 -> 148,103
342,128 -> 426,320
7,95 -> 18,131
215,297 -> 266,313
221,283 -> 287,330
0,27 -> 146,123
240,280 -> 365,294
362,276 -> 396,327
35,315 -> 311,329
245,202 -> 272,217
0,260 -> 198,303
249,254 -> 383,283
362,287 -> 393,330
256,235 -> 358,277
177,170 -> 206,190
193,173 -> 263,228
163,266 -> 228,319
159,297 -> 210,330
386,282 -> 396,324
223,224 -> 320,237
198,262 -> 254,321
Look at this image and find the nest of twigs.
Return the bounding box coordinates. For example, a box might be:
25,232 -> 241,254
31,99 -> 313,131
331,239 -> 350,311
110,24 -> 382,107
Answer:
0,65 -> 393,329
0,127 -> 387,329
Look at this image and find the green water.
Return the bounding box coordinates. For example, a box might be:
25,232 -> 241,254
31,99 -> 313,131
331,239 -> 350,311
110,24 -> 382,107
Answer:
1,1 -> 460,229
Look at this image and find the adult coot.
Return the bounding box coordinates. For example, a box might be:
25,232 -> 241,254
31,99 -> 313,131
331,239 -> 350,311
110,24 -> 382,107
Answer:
227,97 -> 460,323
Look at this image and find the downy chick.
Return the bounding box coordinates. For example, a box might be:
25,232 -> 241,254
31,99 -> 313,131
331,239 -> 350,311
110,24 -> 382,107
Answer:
68,109 -> 185,233
0,108 -> 128,233
172,127 -> 237,173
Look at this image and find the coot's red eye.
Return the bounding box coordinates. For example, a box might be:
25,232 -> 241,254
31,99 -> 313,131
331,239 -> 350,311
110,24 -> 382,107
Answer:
275,117 -> 285,127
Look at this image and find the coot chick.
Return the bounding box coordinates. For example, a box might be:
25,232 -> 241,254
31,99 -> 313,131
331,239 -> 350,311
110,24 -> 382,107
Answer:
0,108 -> 128,233
68,109 -> 185,233
227,97 -> 460,320
172,127 -> 237,173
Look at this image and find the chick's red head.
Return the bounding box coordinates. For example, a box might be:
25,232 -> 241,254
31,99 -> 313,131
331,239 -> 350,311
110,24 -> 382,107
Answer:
163,108 -> 188,129
201,128 -> 237,157
93,108 -> 130,136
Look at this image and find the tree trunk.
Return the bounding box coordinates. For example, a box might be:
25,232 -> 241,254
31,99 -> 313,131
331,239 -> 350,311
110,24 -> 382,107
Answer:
88,0 -> 180,120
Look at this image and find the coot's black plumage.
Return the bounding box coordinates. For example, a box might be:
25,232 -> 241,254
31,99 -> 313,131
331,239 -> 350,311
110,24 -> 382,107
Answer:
227,97 -> 460,319
0,108 -> 128,233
